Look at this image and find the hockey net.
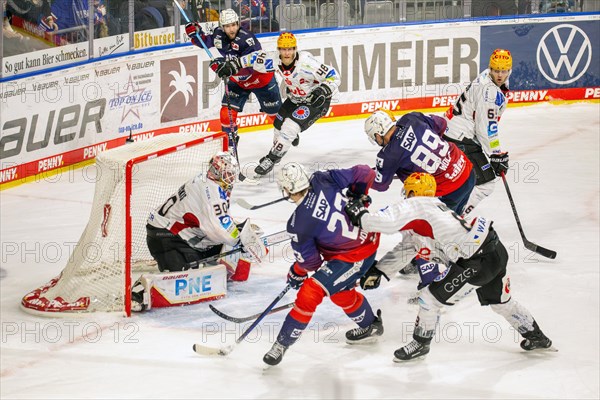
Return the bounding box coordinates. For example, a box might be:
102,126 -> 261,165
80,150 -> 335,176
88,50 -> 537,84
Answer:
21,132 -> 227,316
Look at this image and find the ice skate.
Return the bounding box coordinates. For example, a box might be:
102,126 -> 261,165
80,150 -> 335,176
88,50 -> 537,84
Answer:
393,339 -> 430,361
263,341 -> 288,366
346,310 -> 383,344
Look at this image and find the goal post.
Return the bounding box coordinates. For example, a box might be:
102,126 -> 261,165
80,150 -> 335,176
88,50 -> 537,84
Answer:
22,132 -> 228,316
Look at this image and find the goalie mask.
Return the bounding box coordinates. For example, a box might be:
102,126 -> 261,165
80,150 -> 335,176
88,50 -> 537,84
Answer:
403,172 -> 437,198
364,109 -> 396,146
208,151 -> 239,190
277,162 -> 310,201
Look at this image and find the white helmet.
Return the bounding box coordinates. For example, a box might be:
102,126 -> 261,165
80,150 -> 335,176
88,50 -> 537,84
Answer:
219,9 -> 239,26
364,109 -> 396,146
277,162 -> 310,196
208,151 -> 239,190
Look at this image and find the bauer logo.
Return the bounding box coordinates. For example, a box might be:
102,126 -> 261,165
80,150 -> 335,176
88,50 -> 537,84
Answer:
537,24 -> 592,85
160,57 -> 198,123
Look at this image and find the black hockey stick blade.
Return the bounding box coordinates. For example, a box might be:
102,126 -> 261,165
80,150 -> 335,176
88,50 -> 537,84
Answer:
209,302 -> 294,323
524,241 -> 557,259
236,196 -> 289,210
500,172 -> 557,260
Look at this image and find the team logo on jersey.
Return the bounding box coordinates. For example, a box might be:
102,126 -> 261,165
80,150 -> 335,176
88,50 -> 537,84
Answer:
312,191 -> 330,221
537,24 -> 592,85
219,215 -> 233,229
231,42 -> 239,51
218,186 -> 227,200
487,121 -> 498,137
292,106 -> 310,120
400,127 -> 417,152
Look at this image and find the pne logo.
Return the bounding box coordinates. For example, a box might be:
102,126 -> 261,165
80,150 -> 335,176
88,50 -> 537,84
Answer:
175,276 -> 212,295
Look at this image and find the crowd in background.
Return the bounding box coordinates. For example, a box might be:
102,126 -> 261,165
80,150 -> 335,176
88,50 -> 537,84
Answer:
1,0 -> 592,57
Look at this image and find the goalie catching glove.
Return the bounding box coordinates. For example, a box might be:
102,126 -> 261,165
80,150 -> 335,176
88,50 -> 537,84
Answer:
490,152 -> 509,176
307,84 -> 333,109
237,219 -> 267,262
210,57 -> 241,79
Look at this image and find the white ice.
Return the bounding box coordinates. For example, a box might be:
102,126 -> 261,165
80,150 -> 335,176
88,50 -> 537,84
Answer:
1,103 -> 599,399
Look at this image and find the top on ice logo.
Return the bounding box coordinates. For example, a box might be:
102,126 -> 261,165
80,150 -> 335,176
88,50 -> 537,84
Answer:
536,24 -> 592,85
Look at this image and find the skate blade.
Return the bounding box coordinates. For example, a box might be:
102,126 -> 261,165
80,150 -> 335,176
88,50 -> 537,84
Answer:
192,343 -> 233,356
346,336 -> 381,345
393,354 -> 428,363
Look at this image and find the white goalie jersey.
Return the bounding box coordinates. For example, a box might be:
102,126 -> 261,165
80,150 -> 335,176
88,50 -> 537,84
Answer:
147,173 -> 239,250
361,197 -> 493,275
443,69 -> 509,157
239,50 -> 340,104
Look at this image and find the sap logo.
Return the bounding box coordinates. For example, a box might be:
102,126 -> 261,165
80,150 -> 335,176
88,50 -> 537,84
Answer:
351,309 -> 366,324
291,328 -> 303,338
537,24 -> 592,85
400,126 -> 417,151
1,99 -> 106,160
175,276 -> 212,295
312,191 -> 330,221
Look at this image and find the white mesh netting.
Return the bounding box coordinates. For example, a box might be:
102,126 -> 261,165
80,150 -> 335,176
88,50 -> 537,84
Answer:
22,132 -> 226,315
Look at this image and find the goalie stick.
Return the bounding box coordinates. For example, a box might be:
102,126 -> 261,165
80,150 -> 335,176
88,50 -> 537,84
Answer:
209,302 -> 294,323
193,284 -> 292,356
500,172 -> 557,259
236,196 -> 290,210
186,230 -> 291,268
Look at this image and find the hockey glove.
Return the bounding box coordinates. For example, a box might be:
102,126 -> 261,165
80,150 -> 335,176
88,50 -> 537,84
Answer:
359,261 -> 390,290
345,188 -> 371,207
490,152 -> 509,176
307,84 -> 333,109
213,58 -> 241,79
185,22 -> 205,46
344,197 -> 369,228
287,263 -> 308,290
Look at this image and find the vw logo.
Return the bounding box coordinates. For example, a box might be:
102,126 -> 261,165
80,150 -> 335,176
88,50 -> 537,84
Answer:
537,24 -> 592,85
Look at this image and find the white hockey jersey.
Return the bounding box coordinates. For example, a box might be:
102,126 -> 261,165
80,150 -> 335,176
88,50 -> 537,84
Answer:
443,69 -> 509,157
147,173 -> 239,250
361,196 -> 492,265
239,50 -> 340,104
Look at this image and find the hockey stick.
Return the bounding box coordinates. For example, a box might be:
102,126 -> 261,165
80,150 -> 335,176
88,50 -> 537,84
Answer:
209,302 -> 294,323
193,284 -> 292,356
186,230 -> 291,268
173,1 -> 241,164
236,196 -> 290,210
500,172 -> 557,259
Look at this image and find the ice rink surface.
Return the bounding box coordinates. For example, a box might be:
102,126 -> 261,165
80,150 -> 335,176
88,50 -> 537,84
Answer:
1,102 -> 599,399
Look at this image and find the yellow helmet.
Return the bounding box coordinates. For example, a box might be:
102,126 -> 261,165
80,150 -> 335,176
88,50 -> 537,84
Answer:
489,49 -> 512,71
277,32 -> 297,49
404,172 -> 437,197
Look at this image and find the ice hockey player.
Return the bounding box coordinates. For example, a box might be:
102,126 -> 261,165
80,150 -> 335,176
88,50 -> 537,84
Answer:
262,163 -> 382,366
185,9 -> 282,147
344,171 -> 553,361
364,109 -> 475,216
133,152 -> 265,311
443,49 -> 512,217
216,32 -> 341,177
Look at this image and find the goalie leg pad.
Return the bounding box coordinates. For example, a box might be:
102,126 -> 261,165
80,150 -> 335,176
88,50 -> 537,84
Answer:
142,265 -> 227,309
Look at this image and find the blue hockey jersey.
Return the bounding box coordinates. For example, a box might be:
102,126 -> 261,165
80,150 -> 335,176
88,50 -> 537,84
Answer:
287,165 -> 380,272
